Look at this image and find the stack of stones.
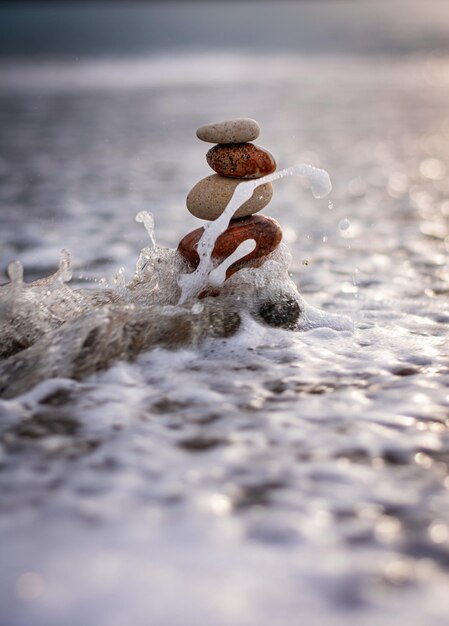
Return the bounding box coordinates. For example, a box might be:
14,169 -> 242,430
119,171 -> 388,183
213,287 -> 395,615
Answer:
178,118 -> 283,294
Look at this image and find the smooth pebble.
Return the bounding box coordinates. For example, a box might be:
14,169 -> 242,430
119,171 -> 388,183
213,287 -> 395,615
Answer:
178,215 -> 282,279
186,174 -> 273,221
196,118 -> 260,144
258,297 -> 301,330
206,143 -> 276,179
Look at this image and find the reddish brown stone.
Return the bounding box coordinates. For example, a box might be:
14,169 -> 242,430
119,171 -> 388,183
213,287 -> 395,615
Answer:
206,143 -> 277,179
177,214 -> 282,281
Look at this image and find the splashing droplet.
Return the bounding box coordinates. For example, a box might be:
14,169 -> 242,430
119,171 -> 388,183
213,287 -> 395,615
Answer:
1,261 -> 24,320
113,267 -> 126,288
7,260 -> 23,284
290,164 -> 332,199
58,249 -> 72,283
135,211 -> 158,276
136,211 -> 156,248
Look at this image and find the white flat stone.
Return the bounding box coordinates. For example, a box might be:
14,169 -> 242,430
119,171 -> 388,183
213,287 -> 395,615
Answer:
196,118 -> 260,144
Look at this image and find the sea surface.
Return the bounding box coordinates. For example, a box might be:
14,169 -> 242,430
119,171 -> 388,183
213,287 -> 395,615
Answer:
1,51 -> 449,626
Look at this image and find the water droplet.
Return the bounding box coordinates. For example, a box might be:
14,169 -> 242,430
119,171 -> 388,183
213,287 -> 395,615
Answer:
339,218 -> 351,231
7,260 -> 23,284
136,211 -> 156,248
58,249 -> 72,283
113,267 -> 126,287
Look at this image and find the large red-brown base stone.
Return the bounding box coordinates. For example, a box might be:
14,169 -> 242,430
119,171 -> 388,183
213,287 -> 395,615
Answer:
177,214 -> 282,281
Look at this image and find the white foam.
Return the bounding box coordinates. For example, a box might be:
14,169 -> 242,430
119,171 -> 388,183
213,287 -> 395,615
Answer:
208,239 -> 256,289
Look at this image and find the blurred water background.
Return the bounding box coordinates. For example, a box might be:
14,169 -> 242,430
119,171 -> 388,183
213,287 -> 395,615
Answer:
1,2 -> 449,626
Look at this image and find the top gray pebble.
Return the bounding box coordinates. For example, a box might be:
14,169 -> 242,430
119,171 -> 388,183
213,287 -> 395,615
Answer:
196,118 -> 260,144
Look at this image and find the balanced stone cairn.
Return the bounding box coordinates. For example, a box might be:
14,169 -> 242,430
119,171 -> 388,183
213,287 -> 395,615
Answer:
178,117 -> 282,297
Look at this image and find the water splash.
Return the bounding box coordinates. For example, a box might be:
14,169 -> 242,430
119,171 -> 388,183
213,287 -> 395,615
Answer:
41,250 -> 73,309
135,211 -> 157,274
208,239 -> 257,289
0,162 -> 341,382
178,164 -> 332,303
57,249 -> 72,284
136,211 -> 156,247
0,261 -> 24,320
113,267 -> 126,288
8,260 -> 24,284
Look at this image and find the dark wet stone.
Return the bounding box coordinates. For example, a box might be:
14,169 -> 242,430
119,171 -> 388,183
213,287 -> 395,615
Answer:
392,365 -> 421,377
81,327 -> 101,350
381,447 -> 410,465
10,411 -> 79,439
177,435 -> 227,451
264,379 -> 289,394
258,297 -> 301,330
151,398 -> 188,414
0,337 -> 31,360
234,479 -> 285,509
39,387 -> 74,407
